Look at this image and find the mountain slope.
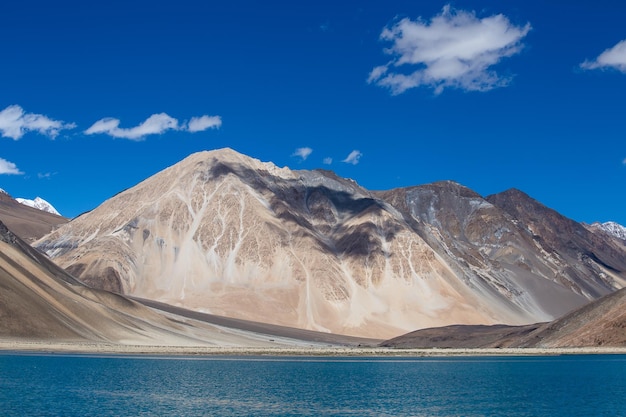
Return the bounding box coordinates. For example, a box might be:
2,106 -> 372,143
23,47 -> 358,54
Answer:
380,287 -> 626,348
515,287 -> 626,347
0,189 -> 68,242
35,149 -> 626,338
376,183 -> 623,319
2,220 -> 357,347
0,220 -> 202,344
380,323 -> 543,349
486,189 -> 626,296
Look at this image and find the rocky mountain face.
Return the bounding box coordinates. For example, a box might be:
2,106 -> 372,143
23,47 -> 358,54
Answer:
35,149 -> 626,338
0,189 -> 68,242
2,219 -> 352,347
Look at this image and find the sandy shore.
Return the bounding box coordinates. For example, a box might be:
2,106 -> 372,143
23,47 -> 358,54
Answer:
2,340 -> 626,357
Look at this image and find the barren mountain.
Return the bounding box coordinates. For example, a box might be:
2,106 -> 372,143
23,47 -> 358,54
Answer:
486,189 -> 626,295
35,148 -> 626,338
0,189 -> 68,242
375,183 -> 625,320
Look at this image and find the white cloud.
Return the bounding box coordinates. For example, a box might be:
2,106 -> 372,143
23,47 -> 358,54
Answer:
323,157 -> 333,165
623,157 -> 626,165
368,5 -> 531,95
0,105 -> 76,140
292,147 -> 313,161
85,112 -> 222,140
342,150 -> 362,165
581,40 -> 626,73
0,157 -> 23,175
187,115 -> 222,132
85,113 -> 179,140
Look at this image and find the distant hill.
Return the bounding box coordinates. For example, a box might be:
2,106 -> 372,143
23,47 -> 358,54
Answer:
381,287 -> 626,348
586,221 -> 626,242
15,196 -> 61,216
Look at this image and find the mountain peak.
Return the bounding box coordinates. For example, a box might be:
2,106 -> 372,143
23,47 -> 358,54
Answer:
424,180 -> 483,199
15,196 -> 61,216
589,221 -> 626,241
189,148 -> 296,181
490,187 -> 532,200
199,147 -> 249,163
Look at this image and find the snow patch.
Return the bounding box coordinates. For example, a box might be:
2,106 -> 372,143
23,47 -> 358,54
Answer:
595,221 -> 626,241
15,196 -> 61,216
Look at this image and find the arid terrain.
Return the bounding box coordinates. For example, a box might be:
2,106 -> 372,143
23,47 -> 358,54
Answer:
1,149 -> 626,353
0,220 -> 376,350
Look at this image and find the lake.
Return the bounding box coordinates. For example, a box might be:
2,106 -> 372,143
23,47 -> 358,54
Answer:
1,353 -> 625,416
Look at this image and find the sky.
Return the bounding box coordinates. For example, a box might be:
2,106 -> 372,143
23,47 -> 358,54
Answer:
1,0 -> 625,225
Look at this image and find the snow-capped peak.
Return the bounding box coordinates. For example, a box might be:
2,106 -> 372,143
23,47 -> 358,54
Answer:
0,188 -> 8,195
593,221 -> 626,241
15,197 -> 61,216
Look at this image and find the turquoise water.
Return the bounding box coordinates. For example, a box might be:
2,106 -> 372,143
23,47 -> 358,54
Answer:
1,353 -> 625,416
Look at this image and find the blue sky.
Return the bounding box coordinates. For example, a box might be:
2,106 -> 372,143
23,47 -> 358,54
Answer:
1,0 -> 625,225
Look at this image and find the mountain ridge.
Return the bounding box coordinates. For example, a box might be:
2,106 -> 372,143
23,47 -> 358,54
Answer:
587,221 -> 626,241
35,148 -> 626,338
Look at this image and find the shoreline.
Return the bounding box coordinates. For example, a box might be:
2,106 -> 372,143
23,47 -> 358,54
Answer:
2,340 -> 626,357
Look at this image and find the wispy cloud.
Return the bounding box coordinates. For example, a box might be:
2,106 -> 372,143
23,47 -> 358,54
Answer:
0,105 -> 76,140
581,39 -> 626,73
187,115 -> 222,132
342,150 -> 362,165
38,172 -> 56,179
323,157 -> 333,165
85,112 -> 222,140
0,157 -> 23,175
622,157 -> 626,165
368,5 -> 531,95
292,147 -> 313,161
